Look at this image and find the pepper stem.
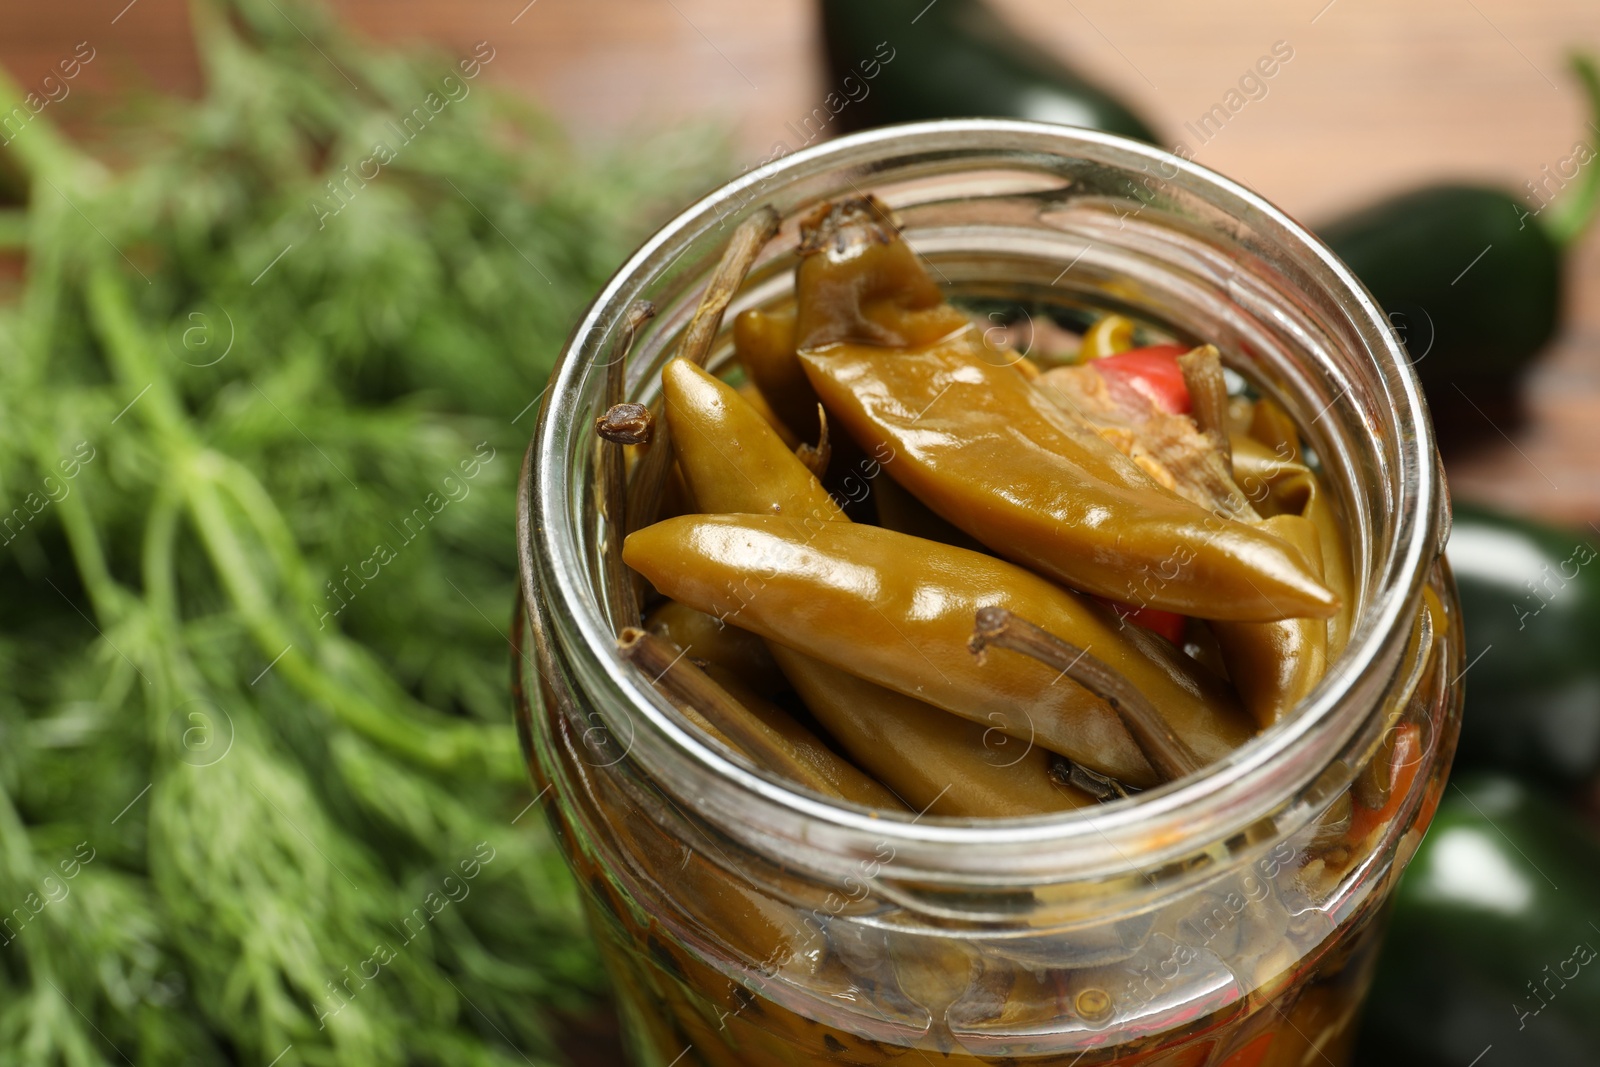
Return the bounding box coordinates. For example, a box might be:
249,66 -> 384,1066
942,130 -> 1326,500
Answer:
1049,757 -> 1137,802
600,300 -> 657,631
595,403 -> 655,445
624,206 -> 781,533
1540,52 -> 1600,248
795,403 -> 832,479
617,627 -> 848,798
969,607 -> 1202,783
1176,344 -> 1232,465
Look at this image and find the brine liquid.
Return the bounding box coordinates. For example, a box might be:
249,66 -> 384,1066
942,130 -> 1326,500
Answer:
529,575 -> 1454,1067
579,870 -> 1386,1067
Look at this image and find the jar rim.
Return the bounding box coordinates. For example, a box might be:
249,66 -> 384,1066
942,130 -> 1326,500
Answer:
519,119 -> 1441,879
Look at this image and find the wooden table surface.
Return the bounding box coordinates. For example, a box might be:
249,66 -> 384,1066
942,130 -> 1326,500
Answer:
10,0 -> 1600,519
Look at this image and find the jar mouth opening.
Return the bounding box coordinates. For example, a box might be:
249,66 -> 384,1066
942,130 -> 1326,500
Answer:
521,120 -> 1440,871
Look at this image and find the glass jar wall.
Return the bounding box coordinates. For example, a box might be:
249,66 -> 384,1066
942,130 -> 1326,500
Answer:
515,121 -> 1461,1066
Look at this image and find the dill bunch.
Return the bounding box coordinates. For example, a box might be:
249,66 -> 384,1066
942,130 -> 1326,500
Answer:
0,2 -> 725,1063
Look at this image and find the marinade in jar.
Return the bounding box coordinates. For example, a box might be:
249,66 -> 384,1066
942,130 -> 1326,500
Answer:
554,194 -> 1454,1066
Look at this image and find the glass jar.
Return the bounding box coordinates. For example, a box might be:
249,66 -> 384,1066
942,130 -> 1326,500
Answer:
514,120 -> 1461,1066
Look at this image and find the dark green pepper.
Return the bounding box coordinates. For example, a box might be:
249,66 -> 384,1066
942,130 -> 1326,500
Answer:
1355,774 -> 1600,1066
1316,59 -> 1599,405
1318,185 -> 1563,409
819,5 -> 1600,410
820,0 -> 1159,144
1447,502 -> 1600,785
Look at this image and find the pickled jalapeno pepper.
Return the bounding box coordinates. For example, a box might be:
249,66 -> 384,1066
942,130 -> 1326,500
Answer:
660,354 -> 1094,813
626,513 -> 1250,787
617,195 -> 1354,806
561,177 -> 1457,1067
794,203 -> 1338,623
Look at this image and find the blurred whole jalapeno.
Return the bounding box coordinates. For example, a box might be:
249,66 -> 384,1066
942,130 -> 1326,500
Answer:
1446,502 -> 1600,785
819,0 -> 1600,408
819,0 -> 1160,143
1355,773 -> 1600,1066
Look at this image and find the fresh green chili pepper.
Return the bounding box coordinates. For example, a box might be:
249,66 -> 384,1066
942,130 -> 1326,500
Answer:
1320,185 -> 1565,402
1355,774 -> 1600,1066
819,0 -> 1159,144
1445,502 -> 1600,785
1318,55 -> 1600,398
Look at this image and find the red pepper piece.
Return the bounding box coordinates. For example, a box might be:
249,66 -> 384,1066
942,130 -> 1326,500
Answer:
1096,596 -> 1188,644
1349,723 -> 1425,843
1078,342 -> 1199,643
1218,1032 -> 1275,1067
1093,343 -> 1193,415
